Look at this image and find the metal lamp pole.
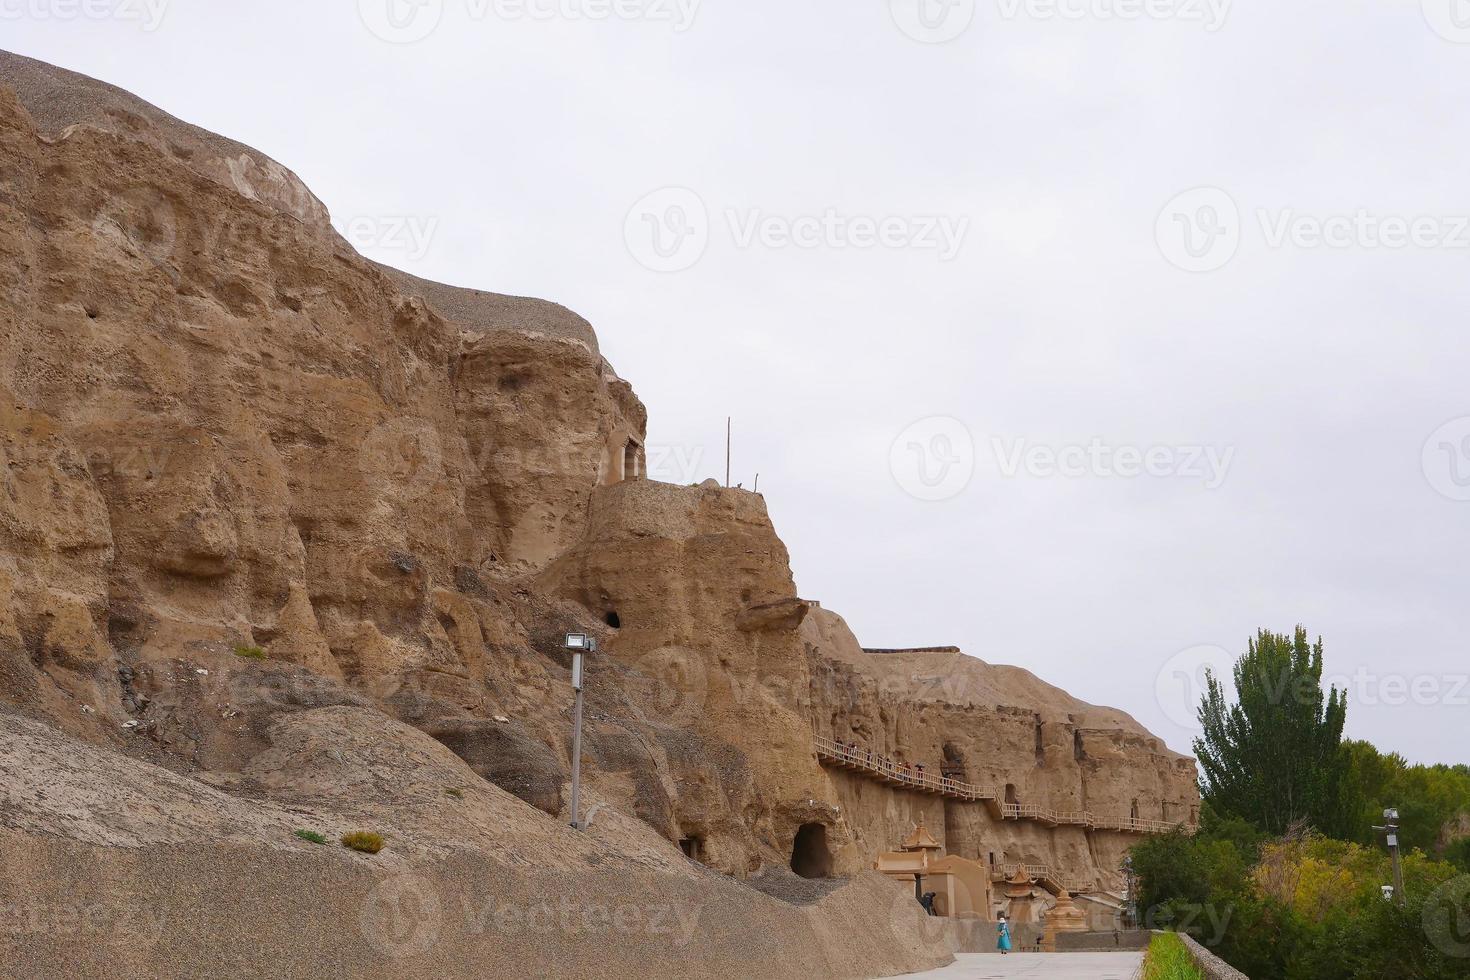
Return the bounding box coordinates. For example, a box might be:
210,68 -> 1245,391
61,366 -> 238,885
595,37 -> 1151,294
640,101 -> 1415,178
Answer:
1373,807 -> 1405,906
566,633 -> 596,831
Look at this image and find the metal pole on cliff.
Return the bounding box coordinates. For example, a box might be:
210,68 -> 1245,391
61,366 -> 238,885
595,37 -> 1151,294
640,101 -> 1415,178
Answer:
565,633 -> 595,830
725,416 -> 731,488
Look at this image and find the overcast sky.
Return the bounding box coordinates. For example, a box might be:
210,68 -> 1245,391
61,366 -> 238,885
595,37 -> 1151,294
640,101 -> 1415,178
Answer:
8,0 -> 1469,764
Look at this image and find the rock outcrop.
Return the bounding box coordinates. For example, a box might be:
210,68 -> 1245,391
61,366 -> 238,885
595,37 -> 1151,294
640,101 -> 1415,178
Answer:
0,49 -> 1197,975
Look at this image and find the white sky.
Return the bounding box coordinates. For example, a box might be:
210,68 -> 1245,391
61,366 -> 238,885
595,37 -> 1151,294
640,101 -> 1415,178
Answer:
7,0 -> 1469,764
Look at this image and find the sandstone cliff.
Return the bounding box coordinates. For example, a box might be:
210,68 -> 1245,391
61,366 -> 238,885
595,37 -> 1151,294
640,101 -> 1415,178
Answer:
0,50 -> 1197,976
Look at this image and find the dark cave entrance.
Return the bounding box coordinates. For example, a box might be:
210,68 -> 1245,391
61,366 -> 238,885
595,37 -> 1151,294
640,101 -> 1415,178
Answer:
790,823 -> 833,879
679,835 -> 705,862
604,610 -> 621,629
941,741 -> 970,782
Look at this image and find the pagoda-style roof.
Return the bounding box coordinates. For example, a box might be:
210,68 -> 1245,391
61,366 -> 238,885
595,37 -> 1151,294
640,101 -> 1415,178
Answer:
901,822 -> 942,851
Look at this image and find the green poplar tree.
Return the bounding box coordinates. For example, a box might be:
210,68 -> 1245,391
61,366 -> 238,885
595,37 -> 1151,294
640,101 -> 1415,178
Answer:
1195,627 -> 1349,835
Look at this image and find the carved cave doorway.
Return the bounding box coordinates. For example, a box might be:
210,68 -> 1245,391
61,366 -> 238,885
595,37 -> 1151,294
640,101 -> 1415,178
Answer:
790,823 -> 833,879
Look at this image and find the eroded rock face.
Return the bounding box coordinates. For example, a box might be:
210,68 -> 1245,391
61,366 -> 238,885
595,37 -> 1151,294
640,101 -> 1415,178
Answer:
0,52 -> 1196,906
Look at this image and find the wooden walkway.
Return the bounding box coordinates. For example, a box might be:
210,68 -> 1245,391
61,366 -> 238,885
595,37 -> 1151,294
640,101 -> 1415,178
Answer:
814,735 -> 1184,836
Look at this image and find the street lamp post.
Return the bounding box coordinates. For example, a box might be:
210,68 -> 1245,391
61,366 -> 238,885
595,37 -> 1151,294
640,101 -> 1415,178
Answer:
565,632 -> 597,831
1120,855 -> 1137,930
1373,807 -> 1405,907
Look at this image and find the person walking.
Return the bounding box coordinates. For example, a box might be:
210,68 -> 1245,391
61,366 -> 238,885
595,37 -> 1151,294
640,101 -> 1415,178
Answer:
996,914 -> 1012,955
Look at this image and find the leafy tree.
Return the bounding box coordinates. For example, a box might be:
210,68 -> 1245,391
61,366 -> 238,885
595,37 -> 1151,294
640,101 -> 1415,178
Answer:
1339,739 -> 1470,857
1195,627 -> 1348,835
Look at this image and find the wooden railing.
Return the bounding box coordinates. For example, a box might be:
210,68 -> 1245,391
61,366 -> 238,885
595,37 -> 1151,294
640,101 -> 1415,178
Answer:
814,735 -> 1188,837
994,862 -> 1093,895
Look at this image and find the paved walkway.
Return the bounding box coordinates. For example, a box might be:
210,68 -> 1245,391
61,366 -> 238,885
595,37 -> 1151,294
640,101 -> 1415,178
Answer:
894,951 -> 1143,979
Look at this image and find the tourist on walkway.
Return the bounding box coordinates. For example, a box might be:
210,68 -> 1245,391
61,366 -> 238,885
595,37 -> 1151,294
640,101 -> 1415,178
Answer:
997,914 -> 1011,954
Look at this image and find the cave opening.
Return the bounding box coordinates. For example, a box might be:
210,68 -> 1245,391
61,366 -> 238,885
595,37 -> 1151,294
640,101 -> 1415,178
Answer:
604,610 -> 621,629
623,439 -> 641,481
1005,783 -> 1019,805
941,741 -> 969,782
790,823 -> 833,879
679,835 -> 705,862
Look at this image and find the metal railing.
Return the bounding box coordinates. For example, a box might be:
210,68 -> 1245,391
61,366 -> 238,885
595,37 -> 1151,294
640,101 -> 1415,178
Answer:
995,862 -> 1093,895
814,735 -> 1189,837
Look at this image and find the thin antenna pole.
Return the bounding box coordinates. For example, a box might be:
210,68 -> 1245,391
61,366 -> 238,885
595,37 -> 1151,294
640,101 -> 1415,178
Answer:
725,417 -> 731,488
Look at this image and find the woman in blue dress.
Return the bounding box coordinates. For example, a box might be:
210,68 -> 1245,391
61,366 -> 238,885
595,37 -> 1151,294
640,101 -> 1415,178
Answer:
997,913 -> 1012,954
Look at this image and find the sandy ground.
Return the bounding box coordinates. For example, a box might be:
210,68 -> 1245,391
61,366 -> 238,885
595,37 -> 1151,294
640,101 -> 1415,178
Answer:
896,951 -> 1143,979
0,707 -> 984,978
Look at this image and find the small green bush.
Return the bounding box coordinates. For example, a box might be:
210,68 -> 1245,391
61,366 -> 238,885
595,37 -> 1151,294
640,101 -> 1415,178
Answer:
341,831 -> 385,854
294,829 -> 328,845
233,644 -> 267,660
445,787 -> 464,799
1143,932 -> 1204,980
